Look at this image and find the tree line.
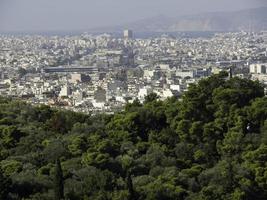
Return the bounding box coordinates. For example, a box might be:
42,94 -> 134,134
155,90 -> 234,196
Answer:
1,72 -> 267,199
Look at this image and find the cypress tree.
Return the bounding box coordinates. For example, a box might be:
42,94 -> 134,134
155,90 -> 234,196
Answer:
127,172 -> 136,200
54,159 -> 64,200
0,168 -> 11,200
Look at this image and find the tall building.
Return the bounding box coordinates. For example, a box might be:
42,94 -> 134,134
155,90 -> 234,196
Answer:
123,30 -> 133,39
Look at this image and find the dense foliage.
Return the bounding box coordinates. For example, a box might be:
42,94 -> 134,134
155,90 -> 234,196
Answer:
1,73 -> 267,199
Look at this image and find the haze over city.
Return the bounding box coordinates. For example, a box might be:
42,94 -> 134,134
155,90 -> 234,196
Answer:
0,0 -> 267,32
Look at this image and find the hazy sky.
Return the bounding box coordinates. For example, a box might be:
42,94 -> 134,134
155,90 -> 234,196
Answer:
0,0 -> 266,32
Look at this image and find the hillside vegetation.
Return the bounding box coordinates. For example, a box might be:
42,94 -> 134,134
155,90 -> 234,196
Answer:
1,72 -> 267,200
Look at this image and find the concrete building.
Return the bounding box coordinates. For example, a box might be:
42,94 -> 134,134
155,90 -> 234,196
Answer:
43,66 -> 98,73
249,63 -> 267,74
176,70 -> 195,79
59,85 -> 71,97
124,30 -> 133,39
138,87 -> 153,102
70,73 -> 91,83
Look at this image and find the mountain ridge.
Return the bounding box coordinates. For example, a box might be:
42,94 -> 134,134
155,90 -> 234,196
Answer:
89,7 -> 267,32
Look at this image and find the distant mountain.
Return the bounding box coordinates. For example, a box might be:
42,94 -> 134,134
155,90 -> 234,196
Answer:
90,7 -> 267,32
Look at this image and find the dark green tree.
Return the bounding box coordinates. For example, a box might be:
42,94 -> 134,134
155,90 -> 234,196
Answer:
144,93 -> 159,104
126,172 -> 136,200
54,159 -> 64,200
0,168 -> 11,200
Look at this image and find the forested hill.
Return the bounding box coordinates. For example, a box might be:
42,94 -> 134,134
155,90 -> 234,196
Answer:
1,72 -> 267,200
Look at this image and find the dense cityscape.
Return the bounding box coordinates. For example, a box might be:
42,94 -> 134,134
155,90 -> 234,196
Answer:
1,30 -> 267,113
